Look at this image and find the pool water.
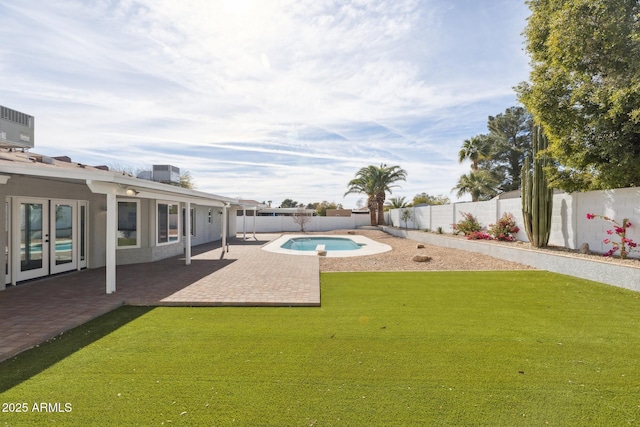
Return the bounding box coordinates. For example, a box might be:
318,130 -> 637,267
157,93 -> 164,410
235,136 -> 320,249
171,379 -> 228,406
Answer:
280,237 -> 363,251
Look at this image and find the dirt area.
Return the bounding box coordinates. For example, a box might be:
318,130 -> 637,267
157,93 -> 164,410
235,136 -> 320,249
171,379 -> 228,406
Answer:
302,229 -> 536,272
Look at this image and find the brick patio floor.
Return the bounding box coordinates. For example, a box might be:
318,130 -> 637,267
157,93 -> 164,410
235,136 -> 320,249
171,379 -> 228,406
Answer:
0,234 -> 319,362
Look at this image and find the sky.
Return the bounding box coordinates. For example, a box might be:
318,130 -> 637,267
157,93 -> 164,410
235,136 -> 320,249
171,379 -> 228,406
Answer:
0,0 -> 531,208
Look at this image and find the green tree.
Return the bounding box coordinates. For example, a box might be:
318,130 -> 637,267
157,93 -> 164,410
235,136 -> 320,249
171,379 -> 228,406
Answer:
452,170 -> 498,202
518,0 -> 640,191
279,199 -> 301,208
179,171 -> 196,189
345,164 -> 407,226
412,193 -> 450,206
313,201 -> 342,216
485,106 -> 532,192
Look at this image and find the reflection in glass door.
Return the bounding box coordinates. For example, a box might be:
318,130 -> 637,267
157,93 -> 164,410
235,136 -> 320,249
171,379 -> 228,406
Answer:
16,199 -> 49,282
51,201 -> 77,274
78,202 -> 88,269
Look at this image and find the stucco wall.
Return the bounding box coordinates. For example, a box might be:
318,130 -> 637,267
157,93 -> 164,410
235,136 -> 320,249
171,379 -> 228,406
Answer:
250,214 -> 370,232
389,187 -> 640,258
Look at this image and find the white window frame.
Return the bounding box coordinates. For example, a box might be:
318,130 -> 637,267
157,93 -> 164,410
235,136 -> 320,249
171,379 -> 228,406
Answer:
117,199 -> 140,249
156,200 -> 180,246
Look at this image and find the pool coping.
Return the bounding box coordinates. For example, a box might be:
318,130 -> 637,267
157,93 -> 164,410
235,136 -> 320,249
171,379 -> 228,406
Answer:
262,234 -> 392,257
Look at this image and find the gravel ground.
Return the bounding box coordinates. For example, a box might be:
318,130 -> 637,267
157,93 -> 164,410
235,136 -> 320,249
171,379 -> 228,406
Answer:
306,229 -> 536,272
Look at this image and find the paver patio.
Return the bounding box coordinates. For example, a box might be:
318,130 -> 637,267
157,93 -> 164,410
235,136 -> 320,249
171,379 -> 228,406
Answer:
0,234 -> 320,362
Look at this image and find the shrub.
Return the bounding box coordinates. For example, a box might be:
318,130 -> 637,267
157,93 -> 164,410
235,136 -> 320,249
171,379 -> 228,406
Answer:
436,226 -> 444,234
467,231 -> 492,240
453,212 -> 483,236
488,213 -> 520,242
586,213 -> 637,259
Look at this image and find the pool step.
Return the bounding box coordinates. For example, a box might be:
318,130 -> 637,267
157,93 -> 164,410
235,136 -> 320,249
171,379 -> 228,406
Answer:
315,244 -> 327,256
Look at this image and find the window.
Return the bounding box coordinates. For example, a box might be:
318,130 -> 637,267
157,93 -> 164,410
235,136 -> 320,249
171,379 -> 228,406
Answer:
157,202 -> 179,245
118,200 -> 140,248
208,209 -> 212,223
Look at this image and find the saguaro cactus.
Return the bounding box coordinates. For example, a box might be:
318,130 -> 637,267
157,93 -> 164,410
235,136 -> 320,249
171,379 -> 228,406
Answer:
521,125 -> 553,247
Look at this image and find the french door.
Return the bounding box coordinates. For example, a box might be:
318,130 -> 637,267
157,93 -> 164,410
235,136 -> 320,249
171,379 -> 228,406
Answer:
15,199 -> 49,281
10,198 -> 88,284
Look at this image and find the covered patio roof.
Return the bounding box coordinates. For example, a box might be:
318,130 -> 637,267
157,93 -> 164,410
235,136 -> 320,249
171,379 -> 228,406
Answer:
0,150 -> 263,293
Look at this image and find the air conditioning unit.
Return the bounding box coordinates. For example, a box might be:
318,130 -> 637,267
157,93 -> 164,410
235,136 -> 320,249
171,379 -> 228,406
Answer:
0,105 -> 34,148
152,165 -> 180,184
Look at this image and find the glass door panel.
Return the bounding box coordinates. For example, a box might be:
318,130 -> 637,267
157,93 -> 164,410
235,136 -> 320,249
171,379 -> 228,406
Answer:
78,202 -> 87,269
21,202 -> 44,271
50,201 -> 77,274
16,199 -> 49,282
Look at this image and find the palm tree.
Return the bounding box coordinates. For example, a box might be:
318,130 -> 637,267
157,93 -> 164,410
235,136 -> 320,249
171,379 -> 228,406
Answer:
458,135 -> 491,171
345,170 -> 378,225
373,164 -> 407,225
345,164 -> 407,226
452,170 -> 498,202
385,196 -> 408,209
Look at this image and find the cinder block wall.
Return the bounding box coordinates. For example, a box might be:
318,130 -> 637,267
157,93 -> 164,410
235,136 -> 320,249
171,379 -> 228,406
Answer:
389,187 -> 640,258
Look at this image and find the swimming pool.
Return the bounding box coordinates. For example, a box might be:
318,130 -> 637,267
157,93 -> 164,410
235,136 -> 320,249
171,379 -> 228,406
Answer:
262,234 -> 392,257
280,237 -> 362,251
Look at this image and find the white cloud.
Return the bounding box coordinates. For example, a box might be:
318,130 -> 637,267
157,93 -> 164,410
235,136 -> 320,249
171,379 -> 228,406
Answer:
0,0 -> 530,207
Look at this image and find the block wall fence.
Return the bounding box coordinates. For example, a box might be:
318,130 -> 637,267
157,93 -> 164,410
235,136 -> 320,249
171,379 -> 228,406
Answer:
238,213 -> 371,233
388,187 -> 640,259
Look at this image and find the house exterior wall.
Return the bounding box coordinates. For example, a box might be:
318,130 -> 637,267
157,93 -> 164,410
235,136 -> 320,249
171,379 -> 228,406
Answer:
190,205 -> 223,246
2,176 -> 107,272
0,176 -> 230,281
115,201 -> 225,266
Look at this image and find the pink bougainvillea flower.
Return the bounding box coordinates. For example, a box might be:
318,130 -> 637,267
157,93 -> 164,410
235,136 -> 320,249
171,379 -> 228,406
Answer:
603,239 -> 610,244
606,229 -> 613,235
586,213 -> 596,219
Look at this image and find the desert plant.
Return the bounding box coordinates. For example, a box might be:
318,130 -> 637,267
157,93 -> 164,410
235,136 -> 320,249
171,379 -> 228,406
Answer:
436,227 -> 444,234
488,213 -> 520,241
521,125 -> 553,247
453,212 -> 483,236
586,213 -> 638,259
400,208 -> 413,229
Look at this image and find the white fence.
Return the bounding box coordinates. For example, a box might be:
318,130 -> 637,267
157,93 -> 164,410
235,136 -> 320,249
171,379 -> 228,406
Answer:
237,214 -> 371,233
389,187 -> 640,258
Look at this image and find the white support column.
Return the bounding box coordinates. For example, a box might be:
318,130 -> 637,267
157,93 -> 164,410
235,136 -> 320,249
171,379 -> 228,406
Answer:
105,193 -> 117,294
221,204 -> 228,258
243,206 -> 247,240
185,202 -> 191,265
253,207 -> 257,239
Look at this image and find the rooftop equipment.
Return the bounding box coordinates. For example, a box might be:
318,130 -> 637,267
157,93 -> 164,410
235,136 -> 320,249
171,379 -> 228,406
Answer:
0,105 -> 35,148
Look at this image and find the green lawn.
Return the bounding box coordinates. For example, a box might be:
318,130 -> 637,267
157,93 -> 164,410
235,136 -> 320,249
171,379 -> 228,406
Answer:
1,271 -> 640,426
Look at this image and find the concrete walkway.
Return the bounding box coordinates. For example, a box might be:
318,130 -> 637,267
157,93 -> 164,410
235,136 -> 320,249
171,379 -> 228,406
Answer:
0,234 -> 319,362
